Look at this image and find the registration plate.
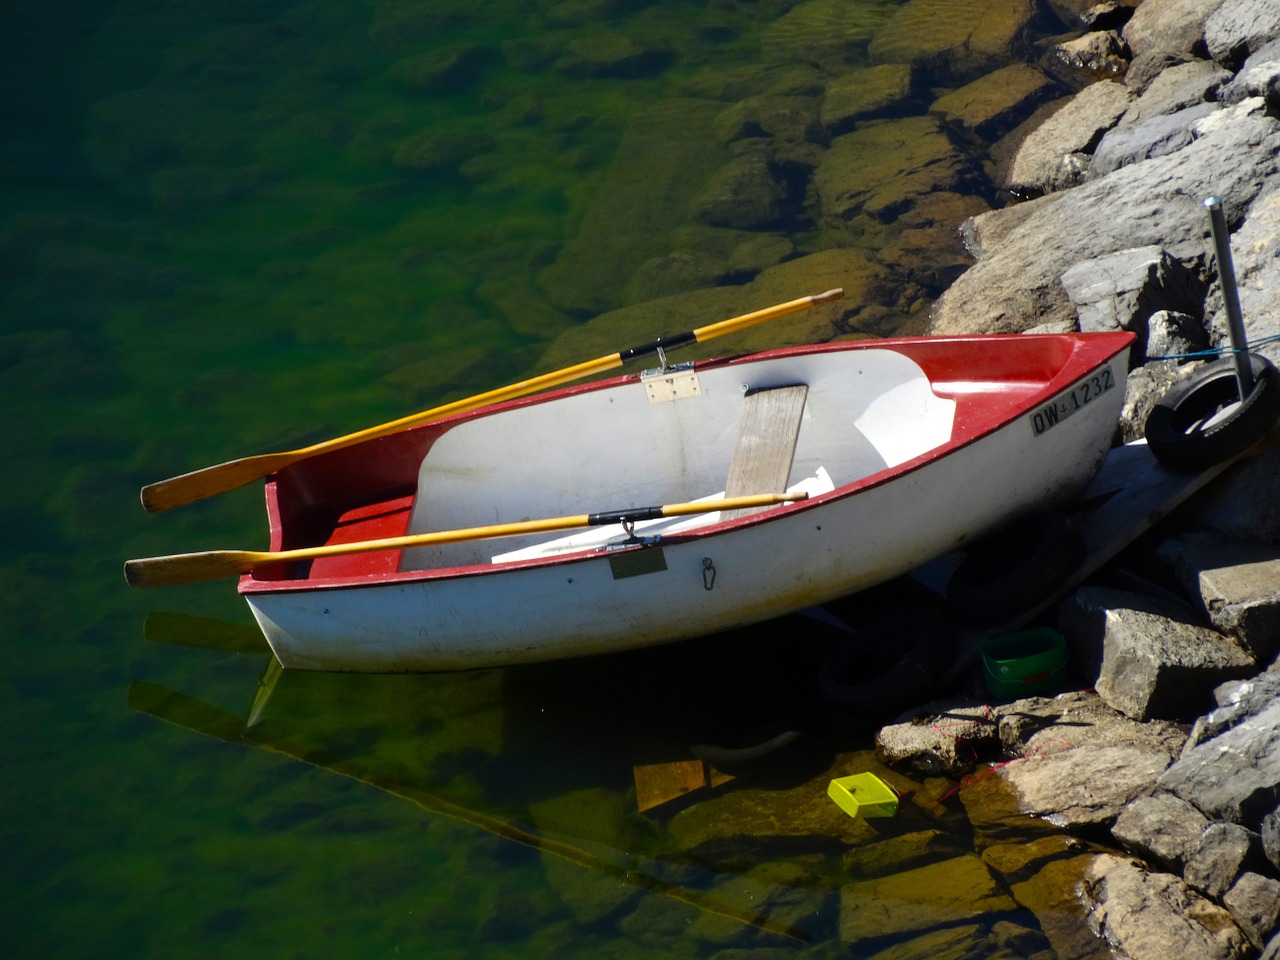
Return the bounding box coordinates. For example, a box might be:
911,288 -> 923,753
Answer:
1031,366 -> 1117,436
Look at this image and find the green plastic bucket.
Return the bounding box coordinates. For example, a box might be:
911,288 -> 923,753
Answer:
981,628 -> 1066,700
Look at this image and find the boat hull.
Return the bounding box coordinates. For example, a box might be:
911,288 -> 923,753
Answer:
243,335 -> 1132,672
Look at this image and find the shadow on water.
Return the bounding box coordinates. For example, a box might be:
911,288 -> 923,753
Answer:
129,601 -> 1100,957
131,610 -> 855,945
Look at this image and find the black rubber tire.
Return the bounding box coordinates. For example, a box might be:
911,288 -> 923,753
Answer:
818,607 -> 955,715
1145,353 -> 1280,471
946,510 -> 1084,627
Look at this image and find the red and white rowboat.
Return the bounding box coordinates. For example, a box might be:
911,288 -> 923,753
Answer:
229,331 -> 1132,672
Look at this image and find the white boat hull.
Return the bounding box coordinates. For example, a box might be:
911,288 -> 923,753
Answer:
246,340 -> 1130,672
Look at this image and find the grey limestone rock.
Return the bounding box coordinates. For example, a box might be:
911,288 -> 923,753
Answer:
998,744 -> 1173,829
1222,37 -> 1280,104
1156,534 -> 1280,661
1145,309 -> 1209,360
1083,854 -> 1251,960
1060,244 -> 1203,342
1122,58 -> 1233,122
1206,0 -> 1280,68
1090,100 -> 1219,176
1263,804 -> 1280,872
1002,80 -> 1132,196
1160,672 -> 1280,824
1112,792 -> 1212,870
1224,872 -> 1280,950
1122,0 -> 1225,63
1184,821 -> 1267,899
928,98 -> 1280,334
1059,585 -> 1256,722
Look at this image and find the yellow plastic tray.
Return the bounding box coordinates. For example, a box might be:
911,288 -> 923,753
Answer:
828,772 -> 899,818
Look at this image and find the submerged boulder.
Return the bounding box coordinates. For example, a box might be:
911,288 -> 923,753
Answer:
813,115 -> 981,236
839,854 -> 1018,942
869,0 -> 1037,78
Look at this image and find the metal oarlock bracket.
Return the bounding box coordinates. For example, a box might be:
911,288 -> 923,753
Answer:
1204,195 -> 1256,397
641,362 -> 702,403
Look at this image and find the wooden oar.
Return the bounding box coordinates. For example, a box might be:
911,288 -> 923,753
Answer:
125,491 -> 808,588
139,288 -> 844,513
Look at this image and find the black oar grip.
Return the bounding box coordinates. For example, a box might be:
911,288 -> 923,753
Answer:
588,506 -> 666,526
617,330 -> 697,362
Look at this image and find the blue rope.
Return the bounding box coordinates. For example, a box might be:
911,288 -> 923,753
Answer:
1146,333 -> 1280,361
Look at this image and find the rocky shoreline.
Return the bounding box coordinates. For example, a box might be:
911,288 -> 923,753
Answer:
879,0 -> 1280,958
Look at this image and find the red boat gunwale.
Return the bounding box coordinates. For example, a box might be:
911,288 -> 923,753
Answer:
240,331 -> 1134,595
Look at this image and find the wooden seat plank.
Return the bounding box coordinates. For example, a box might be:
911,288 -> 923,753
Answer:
723,384 -> 808,519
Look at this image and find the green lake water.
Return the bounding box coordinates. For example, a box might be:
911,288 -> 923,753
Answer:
3,2 -> 1068,957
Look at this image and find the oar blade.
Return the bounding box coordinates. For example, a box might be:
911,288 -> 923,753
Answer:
140,451 -> 297,513
124,550 -> 265,589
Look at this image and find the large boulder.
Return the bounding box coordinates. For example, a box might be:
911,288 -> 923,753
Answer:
1082,854 -> 1251,960
1059,586 -> 1257,722
928,98 -> 1280,334
929,63 -> 1059,140
1122,0 -> 1227,63
839,854 -> 1018,942
1159,672 -> 1280,825
1060,244 -> 1205,347
1112,792 -> 1212,871
1089,101 -> 1219,177
1222,38 -> 1280,104
693,153 -> 792,231
996,745 -> 1174,828
1224,872 -> 1280,950
1205,0 -> 1280,67
999,80 -> 1132,196
1157,534 -> 1280,660
869,0 -> 1038,79
820,63 -> 916,133
813,115 -> 982,235
1184,821 -> 1269,899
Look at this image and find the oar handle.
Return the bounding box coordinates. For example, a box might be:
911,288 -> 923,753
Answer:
125,491 -> 809,588
139,290 -> 844,513
615,288 -> 844,362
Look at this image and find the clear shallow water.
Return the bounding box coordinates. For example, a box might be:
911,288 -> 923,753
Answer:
4,2 -> 1065,957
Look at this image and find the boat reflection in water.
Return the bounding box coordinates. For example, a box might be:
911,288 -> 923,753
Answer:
130,601 -> 1001,952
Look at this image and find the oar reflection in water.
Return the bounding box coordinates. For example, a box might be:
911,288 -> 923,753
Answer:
126,673 -> 810,943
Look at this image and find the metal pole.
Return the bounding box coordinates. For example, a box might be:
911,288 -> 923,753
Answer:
1204,195 -> 1255,397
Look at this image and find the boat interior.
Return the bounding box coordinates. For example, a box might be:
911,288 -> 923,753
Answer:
397,348 -> 957,570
